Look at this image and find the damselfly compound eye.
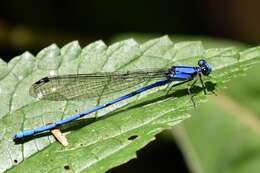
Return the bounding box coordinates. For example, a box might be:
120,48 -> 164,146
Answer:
198,59 -> 206,66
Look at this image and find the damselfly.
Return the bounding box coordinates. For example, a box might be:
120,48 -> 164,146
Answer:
14,59 -> 212,140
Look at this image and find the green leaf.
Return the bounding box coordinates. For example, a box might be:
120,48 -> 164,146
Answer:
173,62 -> 260,173
0,36 -> 259,173
110,33 -> 249,49
174,101 -> 260,173
111,34 -> 260,173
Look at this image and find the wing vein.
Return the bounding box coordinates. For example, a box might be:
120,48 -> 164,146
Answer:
29,69 -> 168,100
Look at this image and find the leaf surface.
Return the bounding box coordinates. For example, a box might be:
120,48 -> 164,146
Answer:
0,36 -> 259,172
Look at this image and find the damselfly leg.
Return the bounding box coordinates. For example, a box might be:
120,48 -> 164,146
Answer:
165,79 -> 192,96
187,77 -> 198,107
198,73 -> 207,95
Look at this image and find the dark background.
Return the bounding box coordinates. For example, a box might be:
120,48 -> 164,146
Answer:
1,0 -> 259,172
1,0 -> 260,61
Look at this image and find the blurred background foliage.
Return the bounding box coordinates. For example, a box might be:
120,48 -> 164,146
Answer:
0,0 -> 260,173
1,0 -> 260,60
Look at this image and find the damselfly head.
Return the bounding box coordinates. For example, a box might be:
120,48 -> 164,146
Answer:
198,59 -> 212,76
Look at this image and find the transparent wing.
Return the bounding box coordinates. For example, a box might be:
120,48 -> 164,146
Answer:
29,69 -> 168,100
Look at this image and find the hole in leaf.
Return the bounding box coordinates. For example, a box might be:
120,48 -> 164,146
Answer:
64,165 -> 70,170
128,135 -> 138,141
13,159 -> 18,164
